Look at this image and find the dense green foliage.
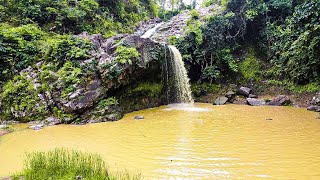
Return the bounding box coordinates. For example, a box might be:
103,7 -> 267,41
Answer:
175,0 -> 319,91
14,148 -> 141,180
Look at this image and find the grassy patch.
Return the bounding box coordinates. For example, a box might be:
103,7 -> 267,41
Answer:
13,148 -> 141,180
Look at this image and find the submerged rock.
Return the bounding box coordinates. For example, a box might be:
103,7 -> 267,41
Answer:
134,115 -> 144,120
238,87 -> 252,97
247,98 -> 266,106
29,124 -> 44,130
268,95 -> 291,106
307,106 -> 320,112
214,96 -> 228,105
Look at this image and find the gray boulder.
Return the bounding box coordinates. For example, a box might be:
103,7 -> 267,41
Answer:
307,106 -> 320,112
268,95 -> 291,106
225,91 -> 235,102
214,96 -> 228,105
247,98 -> 266,106
238,87 -> 252,97
46,116 -> 61,126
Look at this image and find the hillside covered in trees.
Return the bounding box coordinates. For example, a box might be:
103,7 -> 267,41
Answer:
0,0 -> 319,123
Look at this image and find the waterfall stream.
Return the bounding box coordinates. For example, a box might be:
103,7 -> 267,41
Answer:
165,45 -> 193,103
141,23 -> 193,103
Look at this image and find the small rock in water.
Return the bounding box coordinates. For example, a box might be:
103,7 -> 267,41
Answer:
134,116 -> 144,120
307,105 -> 320,112
29,124 -> 44,130
214,96 -> 228,105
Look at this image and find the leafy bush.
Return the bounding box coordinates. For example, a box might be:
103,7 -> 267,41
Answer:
43,35 -> 92,68
114,45 -> 140,65
190,9 -> 199,19
13,148 -> 141,180
98,97 -> 119,108
0,24 -> 44,81
57,61 -> 84,97
1,74 -> 47,121
239,48 -> 261,81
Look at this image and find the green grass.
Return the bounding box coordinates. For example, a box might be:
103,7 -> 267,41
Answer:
13,148 -> 141,180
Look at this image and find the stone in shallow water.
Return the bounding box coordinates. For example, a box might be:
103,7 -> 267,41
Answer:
307,105 -> 320,112
134,116 -> 144,120
29,124 -> 44,130
214,96 -> 228,105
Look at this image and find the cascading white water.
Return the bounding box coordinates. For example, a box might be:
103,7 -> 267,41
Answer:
140,22 -> 193,103
141,23 -> 164,39
165,45 -> 194,103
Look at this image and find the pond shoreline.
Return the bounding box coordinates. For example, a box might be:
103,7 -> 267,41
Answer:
1,94 -> 319,138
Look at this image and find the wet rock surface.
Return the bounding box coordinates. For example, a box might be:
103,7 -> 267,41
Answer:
214,96 -> 229,105
268,95 -> 291,106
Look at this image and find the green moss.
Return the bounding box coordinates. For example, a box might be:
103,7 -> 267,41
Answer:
190,9 -> 199,19
129,82 -> 163,98
168,35 -> 177,45
239,48 -> 261,81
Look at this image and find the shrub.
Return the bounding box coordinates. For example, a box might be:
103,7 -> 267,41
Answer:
114,45 -> 140,65
1,74 -> 47,121
98,97 -> 119,108
239,48 -> 261,81
190,9 -> 199,19
57,61 -> 84,97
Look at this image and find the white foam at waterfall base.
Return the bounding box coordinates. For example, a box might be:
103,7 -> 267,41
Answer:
164,103 -> 209,112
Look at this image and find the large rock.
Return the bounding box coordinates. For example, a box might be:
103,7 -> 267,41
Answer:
268,95 -> 291,106
247,98 -> 266,106
307,106 -> 320,112
214,96 -> 229,105
238,87 -> 252,97
225,91 -> 235,102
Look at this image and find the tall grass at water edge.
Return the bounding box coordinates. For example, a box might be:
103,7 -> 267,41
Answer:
13,148 -> 141,180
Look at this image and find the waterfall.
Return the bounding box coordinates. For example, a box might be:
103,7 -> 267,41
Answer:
141,23 -> 164,39
164,45 -> 194,103
140,22 -> 193,104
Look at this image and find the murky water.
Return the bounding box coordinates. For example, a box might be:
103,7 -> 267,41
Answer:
1,103 -> 320,179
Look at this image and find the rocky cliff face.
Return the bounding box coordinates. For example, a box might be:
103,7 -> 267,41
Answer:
0,32 -> 166,124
